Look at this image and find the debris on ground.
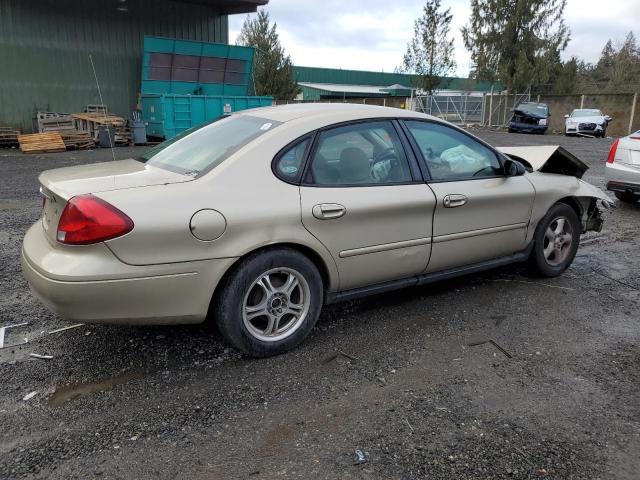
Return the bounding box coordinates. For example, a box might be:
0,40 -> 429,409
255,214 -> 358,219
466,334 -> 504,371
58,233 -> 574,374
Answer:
354,449 -> 369,465
48,324 -> 84,335
22,391 -> 38,401
0,322 -> 29,349
468,338 -> 513,359
321,349 -> 358,364
29,353 -> 53,360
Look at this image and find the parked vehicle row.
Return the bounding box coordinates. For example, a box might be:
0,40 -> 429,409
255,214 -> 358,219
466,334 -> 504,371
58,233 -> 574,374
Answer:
508,103 -> 613,138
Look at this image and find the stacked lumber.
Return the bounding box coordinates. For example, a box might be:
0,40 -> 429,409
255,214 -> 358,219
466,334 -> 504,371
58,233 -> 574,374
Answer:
17,132 -> 66,154
60,130 -> 94,150
0,127 -> 20,147
72,112 -> 126,141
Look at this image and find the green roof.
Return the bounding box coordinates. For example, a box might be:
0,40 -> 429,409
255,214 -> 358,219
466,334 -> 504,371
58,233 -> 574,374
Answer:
293,66 -> 501,93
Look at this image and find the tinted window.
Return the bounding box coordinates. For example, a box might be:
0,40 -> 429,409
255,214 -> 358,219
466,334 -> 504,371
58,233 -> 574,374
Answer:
141,115 -> 280,176
274,138 -> 310,182
307,121 -> 412,186
405,121 -> 502,181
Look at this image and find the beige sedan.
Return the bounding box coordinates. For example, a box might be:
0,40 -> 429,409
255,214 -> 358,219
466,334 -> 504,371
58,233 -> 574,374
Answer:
22,104 -> 612,356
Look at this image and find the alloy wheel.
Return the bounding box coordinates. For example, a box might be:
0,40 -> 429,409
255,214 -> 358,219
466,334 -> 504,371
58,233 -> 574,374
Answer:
242,267 -> 311,342
543,216 -> 574,267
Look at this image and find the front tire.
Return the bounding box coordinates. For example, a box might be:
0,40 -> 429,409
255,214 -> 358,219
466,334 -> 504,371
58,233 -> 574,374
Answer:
214,248 -> 323,357
529,203 -> 580,277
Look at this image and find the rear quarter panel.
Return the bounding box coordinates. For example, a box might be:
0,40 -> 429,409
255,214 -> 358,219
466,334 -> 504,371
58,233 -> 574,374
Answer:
100,119 -> 341,291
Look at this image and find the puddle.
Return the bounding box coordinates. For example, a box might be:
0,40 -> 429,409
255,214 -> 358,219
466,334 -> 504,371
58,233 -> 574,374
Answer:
48,372 -> 144,407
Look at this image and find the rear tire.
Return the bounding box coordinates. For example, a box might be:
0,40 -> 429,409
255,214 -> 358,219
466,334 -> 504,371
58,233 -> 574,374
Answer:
528,203 -> 581,277
614,191 -> 639,204
214,248 -> 323,357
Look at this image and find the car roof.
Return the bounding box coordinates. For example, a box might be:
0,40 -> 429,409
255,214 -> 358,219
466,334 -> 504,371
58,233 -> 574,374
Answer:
519,102 -> 547,107
235,102 -> 435,123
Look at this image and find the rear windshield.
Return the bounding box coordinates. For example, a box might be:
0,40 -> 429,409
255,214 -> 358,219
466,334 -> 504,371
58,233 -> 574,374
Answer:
140,115 -> 280,176
516,103 -> 549,117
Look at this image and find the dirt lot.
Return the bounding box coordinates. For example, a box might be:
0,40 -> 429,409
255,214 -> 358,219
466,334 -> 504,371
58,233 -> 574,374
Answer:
1,131 -> 638,480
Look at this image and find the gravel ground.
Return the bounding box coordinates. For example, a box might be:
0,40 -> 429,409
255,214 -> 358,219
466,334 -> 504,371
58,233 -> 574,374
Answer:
1,131 -> 638,480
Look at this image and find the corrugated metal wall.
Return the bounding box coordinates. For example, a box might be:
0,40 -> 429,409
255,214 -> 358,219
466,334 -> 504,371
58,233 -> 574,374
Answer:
0,0 -> 229,132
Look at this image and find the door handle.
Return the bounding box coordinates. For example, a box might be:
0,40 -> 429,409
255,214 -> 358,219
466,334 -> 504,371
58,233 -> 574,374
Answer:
443,194 -> 468,208
312,203 -> 346,220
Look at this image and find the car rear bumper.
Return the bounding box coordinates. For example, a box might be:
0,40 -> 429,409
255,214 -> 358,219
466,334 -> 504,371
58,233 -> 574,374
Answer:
21,222 -> 236,325
605,161 -> 640,192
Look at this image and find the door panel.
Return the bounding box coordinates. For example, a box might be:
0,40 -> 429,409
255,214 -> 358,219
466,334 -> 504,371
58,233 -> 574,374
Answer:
426,177 -> 535,272
300,185 -> 436,290
401,119 -> 536,273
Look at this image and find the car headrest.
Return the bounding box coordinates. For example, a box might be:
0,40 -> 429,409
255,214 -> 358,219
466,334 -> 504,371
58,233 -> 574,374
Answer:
340,147 -> 370,183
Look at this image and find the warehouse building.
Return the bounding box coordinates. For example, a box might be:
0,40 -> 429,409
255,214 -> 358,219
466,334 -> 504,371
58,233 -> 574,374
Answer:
0,0 -> 267,132
292,66 -> 500,101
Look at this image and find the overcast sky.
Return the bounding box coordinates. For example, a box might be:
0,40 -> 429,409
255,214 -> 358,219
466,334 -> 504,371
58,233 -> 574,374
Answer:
229,0 -> 640,77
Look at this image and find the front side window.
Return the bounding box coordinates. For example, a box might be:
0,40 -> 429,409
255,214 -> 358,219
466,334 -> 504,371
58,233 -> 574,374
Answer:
405,121 -> 502,181
141,115 -> 280,176
306,121 -> 413,186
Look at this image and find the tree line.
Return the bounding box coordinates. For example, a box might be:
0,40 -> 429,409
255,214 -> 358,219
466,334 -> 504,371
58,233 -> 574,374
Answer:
236,2 -> 639,100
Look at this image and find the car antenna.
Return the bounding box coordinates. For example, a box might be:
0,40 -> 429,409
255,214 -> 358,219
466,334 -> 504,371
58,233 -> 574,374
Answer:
89,54 -> 116,162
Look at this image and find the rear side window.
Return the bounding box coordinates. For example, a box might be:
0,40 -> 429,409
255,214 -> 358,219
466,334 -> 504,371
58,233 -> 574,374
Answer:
306,121 -> 413,186
404,121 -> 502,181
141,115 -> 280,176
274,138 -> 311,183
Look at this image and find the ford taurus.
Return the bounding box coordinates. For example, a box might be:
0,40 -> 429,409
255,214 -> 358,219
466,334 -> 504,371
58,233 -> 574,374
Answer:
22,104 -> 612,356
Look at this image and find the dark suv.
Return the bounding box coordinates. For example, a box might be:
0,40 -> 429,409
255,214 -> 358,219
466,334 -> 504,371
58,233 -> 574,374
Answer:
508,102 -> 550,134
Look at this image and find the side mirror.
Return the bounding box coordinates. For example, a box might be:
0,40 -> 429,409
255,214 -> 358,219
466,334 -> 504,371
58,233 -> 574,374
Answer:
604,115 -> 612,122
564,114 -> 569,118
504,158 -> 526,176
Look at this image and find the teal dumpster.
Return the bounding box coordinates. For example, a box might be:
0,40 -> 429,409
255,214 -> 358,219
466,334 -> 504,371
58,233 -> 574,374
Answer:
141,94 -> 273,140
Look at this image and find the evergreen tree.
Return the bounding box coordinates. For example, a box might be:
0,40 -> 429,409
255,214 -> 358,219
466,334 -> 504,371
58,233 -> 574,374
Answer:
400,0 -> 456,94
462,0 -> 570,92
237,10 -> 299,100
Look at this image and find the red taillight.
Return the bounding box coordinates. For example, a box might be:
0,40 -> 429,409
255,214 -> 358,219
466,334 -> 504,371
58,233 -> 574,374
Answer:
57,195 -> 133,245
607,138 -> 620,164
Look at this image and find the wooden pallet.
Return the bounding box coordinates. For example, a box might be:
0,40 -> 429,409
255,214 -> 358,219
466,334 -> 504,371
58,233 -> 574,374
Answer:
36,112 -> 74,133
0,127 -> 20,146
60,130 -> 94,150
18,132 -> 66,154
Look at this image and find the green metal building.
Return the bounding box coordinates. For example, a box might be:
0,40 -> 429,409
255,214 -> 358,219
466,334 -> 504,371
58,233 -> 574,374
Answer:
293,66 -> 502,101
0,0 -> 267,132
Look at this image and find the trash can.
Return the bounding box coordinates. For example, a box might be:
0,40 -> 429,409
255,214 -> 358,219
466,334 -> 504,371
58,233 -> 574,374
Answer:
97,126 -> 116,148
132,121 -> 147,145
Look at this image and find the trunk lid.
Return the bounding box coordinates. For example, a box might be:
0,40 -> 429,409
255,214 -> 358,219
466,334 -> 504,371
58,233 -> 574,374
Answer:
38,159 -> 193,243
38,159 -> 193,200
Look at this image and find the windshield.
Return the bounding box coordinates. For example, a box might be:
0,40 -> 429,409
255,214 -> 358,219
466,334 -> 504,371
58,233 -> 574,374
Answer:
516,103 -> 549,117
571,109 -> 603,118
140,115 -> 280,176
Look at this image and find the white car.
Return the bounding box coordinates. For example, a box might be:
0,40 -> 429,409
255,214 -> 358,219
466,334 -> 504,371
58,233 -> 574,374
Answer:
606,131 -> 640,203
564,109 -> 611,137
